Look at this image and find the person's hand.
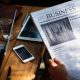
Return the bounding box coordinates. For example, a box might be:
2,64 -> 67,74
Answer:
48,58 -> 68,80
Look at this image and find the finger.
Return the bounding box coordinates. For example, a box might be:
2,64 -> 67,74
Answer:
54,58 -> 66,68
54,58 -> 63,65
48,59 -> 57,67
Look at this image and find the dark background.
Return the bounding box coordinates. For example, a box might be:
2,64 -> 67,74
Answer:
0,0 -> 70,6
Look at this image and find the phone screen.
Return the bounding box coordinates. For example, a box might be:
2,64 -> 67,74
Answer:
15,46 -> 33,60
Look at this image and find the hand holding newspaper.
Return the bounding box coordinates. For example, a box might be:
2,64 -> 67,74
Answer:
31,0 -> 80,80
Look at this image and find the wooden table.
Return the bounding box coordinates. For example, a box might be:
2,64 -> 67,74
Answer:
0,5 -> 45,80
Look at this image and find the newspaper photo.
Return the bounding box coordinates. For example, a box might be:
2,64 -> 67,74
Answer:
31,0 -> 80,80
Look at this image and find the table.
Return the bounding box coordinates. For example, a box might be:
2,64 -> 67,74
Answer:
0,5 -> 45,80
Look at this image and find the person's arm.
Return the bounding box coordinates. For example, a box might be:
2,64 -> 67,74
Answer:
47,58 -> 68,80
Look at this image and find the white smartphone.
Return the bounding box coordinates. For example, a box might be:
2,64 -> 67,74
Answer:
13,44 -> 35,63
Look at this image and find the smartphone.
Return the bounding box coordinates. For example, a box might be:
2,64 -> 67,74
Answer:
13,45 -> 35,63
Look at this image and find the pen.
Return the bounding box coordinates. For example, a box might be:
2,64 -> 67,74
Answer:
6,67 -> 11,80
4,10 -> 17,55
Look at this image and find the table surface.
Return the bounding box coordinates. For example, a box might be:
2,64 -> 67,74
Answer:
0,5 -> 46,80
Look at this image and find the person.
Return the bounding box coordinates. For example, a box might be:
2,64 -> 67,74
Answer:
47,58 -> 68,80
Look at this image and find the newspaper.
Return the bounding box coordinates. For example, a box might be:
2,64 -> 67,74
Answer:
31,1 -> 80,80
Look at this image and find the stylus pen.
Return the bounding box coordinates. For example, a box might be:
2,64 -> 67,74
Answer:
6,67 -> 11,80
4,10 -> 17,55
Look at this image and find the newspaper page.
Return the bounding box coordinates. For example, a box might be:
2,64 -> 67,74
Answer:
31,1 -> 80,80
